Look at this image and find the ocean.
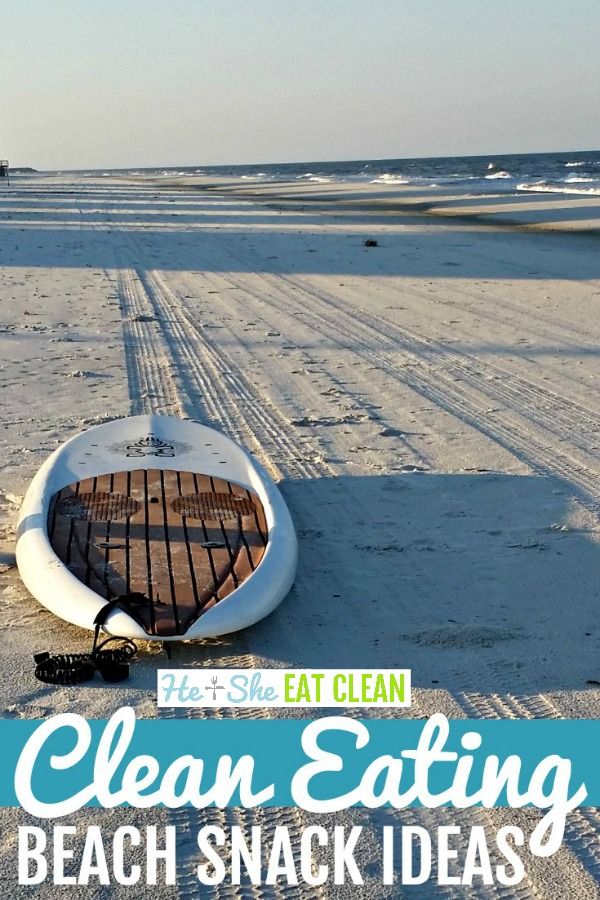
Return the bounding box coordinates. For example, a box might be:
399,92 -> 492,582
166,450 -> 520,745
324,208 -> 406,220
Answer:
57,149 -> 600,197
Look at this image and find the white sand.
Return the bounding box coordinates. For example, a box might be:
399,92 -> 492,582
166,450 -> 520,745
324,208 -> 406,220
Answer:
1,174 -> 600,897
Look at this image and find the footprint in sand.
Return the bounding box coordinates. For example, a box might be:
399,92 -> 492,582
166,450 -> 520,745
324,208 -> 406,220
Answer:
401,624 -> 522,648
291,414 -> 367,427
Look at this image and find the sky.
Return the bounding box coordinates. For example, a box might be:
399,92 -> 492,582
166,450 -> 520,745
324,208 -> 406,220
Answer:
2,0 -> 599,170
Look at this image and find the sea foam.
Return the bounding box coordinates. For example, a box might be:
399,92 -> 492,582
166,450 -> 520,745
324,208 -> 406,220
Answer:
370,173 -> 410,184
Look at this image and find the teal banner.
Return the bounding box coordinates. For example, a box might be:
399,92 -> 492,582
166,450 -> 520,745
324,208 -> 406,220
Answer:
2,710 -> 598,812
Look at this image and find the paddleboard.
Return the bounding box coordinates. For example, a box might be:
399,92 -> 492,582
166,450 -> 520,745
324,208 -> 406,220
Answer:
16,415 -> 297,641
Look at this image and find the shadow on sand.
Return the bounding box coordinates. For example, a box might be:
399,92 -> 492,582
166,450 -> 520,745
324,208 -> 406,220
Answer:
1,186 -> 599,279
156,471 -> 600,698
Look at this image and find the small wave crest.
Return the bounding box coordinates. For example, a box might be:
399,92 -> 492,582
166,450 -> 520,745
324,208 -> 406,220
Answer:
518,180 -> 600,196
370,173 -> 410,184
564,175 -> 595,183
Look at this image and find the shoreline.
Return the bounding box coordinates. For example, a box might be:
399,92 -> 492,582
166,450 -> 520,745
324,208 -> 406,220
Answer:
133,175 -> 600,234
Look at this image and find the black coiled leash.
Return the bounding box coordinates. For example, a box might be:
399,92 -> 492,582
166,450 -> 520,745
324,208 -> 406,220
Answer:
33,593 -> 149,685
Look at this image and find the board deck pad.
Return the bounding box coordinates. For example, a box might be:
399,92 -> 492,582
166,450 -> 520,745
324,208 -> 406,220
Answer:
48,469 -> 268,637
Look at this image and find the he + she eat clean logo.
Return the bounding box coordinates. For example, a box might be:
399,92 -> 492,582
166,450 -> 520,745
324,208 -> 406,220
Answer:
157,669 -> 411,708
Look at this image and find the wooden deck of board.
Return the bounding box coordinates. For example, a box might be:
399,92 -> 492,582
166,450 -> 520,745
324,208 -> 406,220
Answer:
48,469 -> 268,636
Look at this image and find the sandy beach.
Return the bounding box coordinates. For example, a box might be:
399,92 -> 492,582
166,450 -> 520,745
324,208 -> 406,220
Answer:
1,173 -> 600,897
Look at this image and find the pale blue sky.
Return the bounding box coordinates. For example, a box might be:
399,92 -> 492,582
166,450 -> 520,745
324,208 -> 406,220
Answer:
2,0 -> 599,169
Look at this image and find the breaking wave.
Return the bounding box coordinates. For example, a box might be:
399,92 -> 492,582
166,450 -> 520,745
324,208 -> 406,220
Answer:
518,181 -> 600,196
370,173 -> 410,184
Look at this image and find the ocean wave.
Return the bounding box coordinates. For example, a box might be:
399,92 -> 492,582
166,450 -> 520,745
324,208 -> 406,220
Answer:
518,181 -> 600,196
52,151 -> 600,194
564,175 -> 595,183
370,173 -> 410,184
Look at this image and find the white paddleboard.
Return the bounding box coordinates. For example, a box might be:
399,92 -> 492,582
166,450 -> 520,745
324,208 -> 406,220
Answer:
16,415 -> 297,641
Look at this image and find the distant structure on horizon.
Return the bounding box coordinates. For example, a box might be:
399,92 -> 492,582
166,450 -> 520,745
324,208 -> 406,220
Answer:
0,160 -> 9,185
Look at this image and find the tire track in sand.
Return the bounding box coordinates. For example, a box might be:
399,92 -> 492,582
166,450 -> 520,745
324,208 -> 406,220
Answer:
123,255 -> 577,900
198,255 -> 600,517
105,209 -> 599,898
111,242 -> 334,900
